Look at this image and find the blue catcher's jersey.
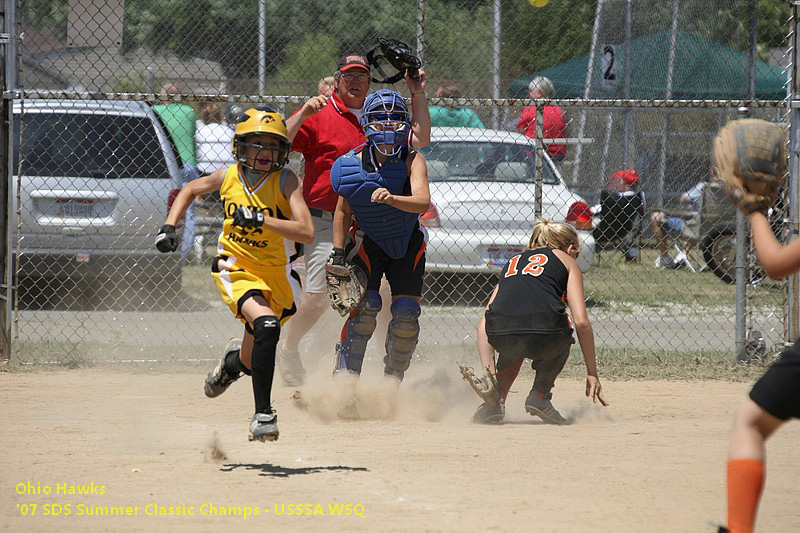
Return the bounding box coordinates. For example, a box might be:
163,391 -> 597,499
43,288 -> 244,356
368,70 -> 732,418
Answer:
330,146 -> 419,259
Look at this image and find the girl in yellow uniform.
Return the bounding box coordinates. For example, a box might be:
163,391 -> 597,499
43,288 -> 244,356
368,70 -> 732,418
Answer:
156,106 -> 313,442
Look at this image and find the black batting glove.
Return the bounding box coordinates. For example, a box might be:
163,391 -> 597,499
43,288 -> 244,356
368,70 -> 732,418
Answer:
329,247 -> 346,267
232,206 -> 265,229
155,224 -> 179,253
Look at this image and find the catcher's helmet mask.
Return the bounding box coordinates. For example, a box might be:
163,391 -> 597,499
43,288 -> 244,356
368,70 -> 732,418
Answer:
361,90 -> 411,157
366,38 -> 422,84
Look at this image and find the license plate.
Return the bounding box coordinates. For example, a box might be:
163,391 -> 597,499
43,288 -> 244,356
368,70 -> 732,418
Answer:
482,247 -> 523,268
57,200 -> 94,217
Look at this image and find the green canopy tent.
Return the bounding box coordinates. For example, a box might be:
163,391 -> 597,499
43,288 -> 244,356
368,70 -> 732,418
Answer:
509,30 -> 786,100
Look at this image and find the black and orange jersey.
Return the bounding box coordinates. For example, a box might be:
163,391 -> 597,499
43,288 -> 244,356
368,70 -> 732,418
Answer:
487,247 -> 570,334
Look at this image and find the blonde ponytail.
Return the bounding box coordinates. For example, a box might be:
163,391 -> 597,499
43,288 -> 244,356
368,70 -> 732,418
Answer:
527,219 -> 580,254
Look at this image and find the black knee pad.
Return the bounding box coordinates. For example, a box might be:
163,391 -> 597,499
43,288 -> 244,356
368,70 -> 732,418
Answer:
251,315 -> 280,372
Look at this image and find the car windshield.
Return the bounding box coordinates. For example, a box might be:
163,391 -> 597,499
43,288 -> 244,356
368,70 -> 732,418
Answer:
13,112 -> 169,179
421,141 -> 558,185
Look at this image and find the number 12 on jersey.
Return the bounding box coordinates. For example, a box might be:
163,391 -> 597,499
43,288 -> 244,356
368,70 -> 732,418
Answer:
504,253 -> 548,278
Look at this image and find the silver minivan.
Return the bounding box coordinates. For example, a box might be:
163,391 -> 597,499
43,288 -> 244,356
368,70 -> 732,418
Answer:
12,99 -> 183,308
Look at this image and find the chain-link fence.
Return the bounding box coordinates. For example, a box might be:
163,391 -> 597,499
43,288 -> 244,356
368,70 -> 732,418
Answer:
2,0 -> 793,372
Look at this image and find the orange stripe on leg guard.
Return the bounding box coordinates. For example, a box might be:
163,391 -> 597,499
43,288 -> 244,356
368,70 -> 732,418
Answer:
413,240 -> 426,270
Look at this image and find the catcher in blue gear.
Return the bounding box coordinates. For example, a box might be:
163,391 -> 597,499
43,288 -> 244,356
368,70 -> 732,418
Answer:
327,89 -> 431,382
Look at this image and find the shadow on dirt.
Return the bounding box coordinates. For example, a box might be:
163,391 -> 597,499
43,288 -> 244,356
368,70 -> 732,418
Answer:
220,463 -> 369,478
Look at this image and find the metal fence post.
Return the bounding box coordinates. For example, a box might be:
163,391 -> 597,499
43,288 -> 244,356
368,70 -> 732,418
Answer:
656,0 -> 681,209
0,0 -> 8,362
571,0 -> 603,186
0,0 -> 14,362
416,0 -> 425,63
788,1 -> 800,344
734,106 -> 750,361
258,0 -> 266,97
534,104 -> 543,219
491,0 -> 501,130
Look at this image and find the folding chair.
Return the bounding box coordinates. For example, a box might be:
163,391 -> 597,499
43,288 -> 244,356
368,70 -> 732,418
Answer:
661,182 -> 734,272
593,190 -> 645,261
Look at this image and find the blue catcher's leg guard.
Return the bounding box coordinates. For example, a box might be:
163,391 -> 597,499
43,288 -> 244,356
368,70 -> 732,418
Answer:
383,298 -> 421,381
334,290 -> 382,375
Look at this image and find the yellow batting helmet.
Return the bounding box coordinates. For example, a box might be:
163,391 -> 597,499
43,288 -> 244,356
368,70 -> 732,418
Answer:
232,106 -> 290,172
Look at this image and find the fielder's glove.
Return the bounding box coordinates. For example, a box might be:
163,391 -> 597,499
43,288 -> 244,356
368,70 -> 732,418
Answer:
155,224 -> 179,253
714,118 -> 786,214
232,206 -> 265,229
457,364 -> 501,407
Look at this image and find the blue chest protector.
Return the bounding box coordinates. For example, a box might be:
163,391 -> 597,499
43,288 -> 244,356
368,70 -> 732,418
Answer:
330,147 -> 419,259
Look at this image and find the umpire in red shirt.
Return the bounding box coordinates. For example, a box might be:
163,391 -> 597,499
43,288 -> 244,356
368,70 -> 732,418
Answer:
279,53 -> 431,385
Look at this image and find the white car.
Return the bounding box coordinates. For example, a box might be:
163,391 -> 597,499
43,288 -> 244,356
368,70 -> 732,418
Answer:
418,127 -> 595,275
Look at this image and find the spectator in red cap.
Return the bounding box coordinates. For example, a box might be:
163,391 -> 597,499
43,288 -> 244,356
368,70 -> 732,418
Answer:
607,169 -> 640,193
593,169 -> 645,262
277,53 -> 431,386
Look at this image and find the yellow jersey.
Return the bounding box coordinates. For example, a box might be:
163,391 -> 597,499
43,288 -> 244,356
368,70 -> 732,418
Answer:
216,164 -> 292,271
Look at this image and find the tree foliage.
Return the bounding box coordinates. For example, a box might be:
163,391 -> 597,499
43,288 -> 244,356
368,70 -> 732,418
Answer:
18,0 -> 792,94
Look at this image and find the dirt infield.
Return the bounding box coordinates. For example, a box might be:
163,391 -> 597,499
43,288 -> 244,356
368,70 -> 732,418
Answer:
1,366 -> 797,532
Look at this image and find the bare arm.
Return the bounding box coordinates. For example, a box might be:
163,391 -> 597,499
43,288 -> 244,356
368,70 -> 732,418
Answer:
370,153 -> 430,214
165,169 -> 225,226
559,251 -> 597,374
750,211 -> 800,279
332,196 -> 353,249
554,248 -> 608,406
407,69 -> 431,149
285,96 -> 327,142
477,285 -> 500,374
261,170 -> 314,244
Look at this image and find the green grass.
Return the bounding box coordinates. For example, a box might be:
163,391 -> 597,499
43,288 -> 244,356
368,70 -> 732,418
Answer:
181,247 -> 785,309
9,339 -> 771,382
585,248 -> 783,308
9,338 -> 223,368
418,342 -> 773,382
168,249 -> 782,383
562,346 -> 771,381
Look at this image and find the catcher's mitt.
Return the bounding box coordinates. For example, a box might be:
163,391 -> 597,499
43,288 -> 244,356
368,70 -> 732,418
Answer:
325,260 -> 367,317
713,118 -> 786,214
366,37 -> 422,84
457,363 -> 501,406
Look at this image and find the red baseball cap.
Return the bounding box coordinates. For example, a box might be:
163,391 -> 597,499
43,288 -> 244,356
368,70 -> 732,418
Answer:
615,169 -> 640,187
337,55 -> 370,73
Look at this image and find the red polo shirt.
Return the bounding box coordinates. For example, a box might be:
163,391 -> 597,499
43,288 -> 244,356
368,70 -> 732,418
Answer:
291,92 -> 366,212
517,105 -> 567,159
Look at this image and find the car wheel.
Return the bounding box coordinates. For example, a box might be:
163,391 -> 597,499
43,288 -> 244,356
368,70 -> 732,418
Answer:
702,224 -> 736,284
701,223 -> 764,285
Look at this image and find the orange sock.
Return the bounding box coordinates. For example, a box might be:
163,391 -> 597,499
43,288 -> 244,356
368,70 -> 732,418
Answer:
726,459 -> 765,533
495,358 -> 524,402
